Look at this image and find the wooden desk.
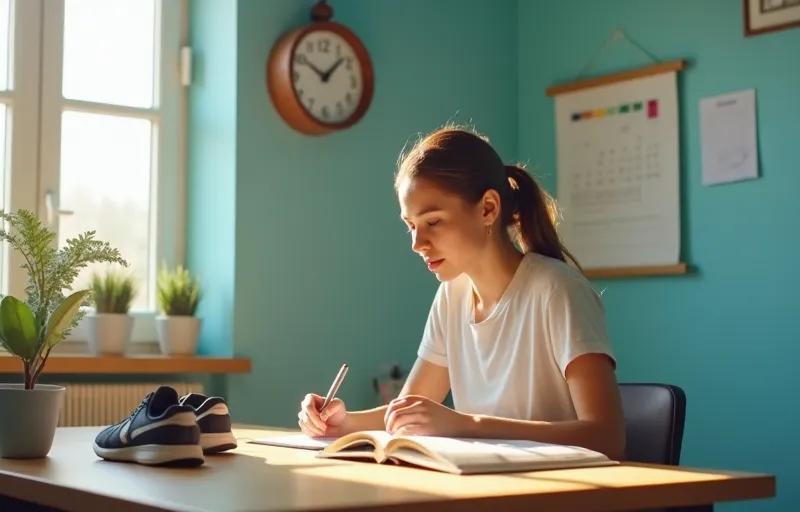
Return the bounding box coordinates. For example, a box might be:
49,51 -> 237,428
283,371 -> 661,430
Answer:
0,427 -> 775,512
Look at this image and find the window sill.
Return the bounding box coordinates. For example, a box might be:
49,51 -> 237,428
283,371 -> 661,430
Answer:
0,354 -> 251,375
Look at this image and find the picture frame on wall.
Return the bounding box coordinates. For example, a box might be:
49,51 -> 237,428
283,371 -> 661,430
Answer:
744,0 -> 800,36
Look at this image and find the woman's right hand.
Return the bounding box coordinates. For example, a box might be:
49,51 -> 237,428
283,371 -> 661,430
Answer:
298,393 -> 347,438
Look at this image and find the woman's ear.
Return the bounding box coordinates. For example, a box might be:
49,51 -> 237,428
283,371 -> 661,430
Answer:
479,189 -> 501,226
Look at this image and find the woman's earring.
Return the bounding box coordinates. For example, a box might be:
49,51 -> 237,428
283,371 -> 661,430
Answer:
486,224 -> 493,237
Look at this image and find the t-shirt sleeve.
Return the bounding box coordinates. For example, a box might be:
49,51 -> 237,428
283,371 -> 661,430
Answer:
417,283 -> 448,367
546,275 -> 616,378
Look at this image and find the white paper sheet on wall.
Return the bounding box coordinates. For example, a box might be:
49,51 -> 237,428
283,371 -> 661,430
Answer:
699,89 -> 759,186
554,72 -> 680,268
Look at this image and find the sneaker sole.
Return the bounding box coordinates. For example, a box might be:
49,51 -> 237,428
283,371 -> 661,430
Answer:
93,442 -> 204,466
200,432 -> 237,454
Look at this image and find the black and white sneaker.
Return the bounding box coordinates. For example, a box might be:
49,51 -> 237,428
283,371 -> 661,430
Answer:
179,393 -> 237,453
93,386 -> 204,466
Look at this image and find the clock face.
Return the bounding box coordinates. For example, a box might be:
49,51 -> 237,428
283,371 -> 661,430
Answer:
291,30 -> 364,125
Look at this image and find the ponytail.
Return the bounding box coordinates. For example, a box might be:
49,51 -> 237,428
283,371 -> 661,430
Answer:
504,165 -> 582,271
395,126 -> 581,271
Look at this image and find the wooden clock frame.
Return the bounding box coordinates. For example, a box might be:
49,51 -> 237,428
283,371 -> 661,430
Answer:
267,21 -> 374,136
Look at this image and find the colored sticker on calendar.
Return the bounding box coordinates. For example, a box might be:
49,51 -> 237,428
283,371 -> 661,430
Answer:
571,99 -> 659,122
647,99 -> 659,118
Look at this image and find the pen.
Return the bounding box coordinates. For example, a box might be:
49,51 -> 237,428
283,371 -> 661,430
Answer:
320,363 -> 348,413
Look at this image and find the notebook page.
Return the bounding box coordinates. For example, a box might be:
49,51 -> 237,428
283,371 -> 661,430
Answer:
359,430 -> 395,447
250,434 -> 335,450
328,430 -> 395,452
399,436 -> 610,470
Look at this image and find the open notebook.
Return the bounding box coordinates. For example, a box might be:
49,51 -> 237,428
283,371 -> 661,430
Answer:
252,431 -> 617,475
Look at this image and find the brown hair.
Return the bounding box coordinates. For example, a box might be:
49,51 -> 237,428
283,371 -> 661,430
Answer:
395,126 -> 581,271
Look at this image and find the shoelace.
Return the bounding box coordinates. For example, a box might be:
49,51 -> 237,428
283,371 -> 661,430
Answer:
128,393 -> 152,422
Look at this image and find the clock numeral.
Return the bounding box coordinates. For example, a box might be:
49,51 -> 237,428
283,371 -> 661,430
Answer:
345,92 -> 353,105
293,70 -> 300,83
318,39 -> 330,53
336,44 -> 341,58
307,97 -> 315,109
305,41 -> 314,53
295,53 -> 308,65
321,105 -> 330,119
297,88 -> 304,97
345,56 -> 353,71
350,75 -> 357,89
336,101 -> 343,115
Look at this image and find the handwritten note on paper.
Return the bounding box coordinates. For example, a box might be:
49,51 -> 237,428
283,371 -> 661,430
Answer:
700,89 -> 759,186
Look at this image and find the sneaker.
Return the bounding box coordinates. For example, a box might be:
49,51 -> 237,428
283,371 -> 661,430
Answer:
93,386 -> 204,466
179,393 -> 237,453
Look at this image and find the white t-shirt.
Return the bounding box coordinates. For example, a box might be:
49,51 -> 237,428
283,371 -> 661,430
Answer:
417,252 -> 615,422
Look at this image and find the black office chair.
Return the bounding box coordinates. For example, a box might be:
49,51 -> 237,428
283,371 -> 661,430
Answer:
619,383 -> 711,512
619,383 -> 685,465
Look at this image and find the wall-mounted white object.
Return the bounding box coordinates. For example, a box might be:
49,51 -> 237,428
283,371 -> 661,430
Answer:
700,89 -> 759,186
180,46 -> 192,86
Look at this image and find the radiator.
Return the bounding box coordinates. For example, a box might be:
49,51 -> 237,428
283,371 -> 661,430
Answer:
57,382 -> 204,427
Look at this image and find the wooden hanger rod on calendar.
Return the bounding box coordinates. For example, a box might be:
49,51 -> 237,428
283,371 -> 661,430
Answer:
584,263 -> 689,279
546,59 -> 686,97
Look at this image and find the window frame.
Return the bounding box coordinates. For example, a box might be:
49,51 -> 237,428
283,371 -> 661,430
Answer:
3,0 -> 188,343
3,0 -> 42,297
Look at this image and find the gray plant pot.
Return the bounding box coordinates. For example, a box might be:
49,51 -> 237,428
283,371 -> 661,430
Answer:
155,315 -> 201,355
0,384 -> 65,458
86,312 -> 134,355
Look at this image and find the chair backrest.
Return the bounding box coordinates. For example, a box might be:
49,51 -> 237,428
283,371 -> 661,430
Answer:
619,383 -> 686,465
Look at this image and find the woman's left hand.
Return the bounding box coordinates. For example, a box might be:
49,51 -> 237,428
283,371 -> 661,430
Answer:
384,395 -> 471,436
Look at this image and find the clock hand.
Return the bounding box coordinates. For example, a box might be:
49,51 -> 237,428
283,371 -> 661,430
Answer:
297,56 -> 326,80
321,57 -> 345,82
307,61 -> 327,79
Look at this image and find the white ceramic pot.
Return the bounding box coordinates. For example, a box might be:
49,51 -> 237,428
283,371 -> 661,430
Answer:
0,384 -> 65,458
86,313 -> 134,355
155,315 -> 201,355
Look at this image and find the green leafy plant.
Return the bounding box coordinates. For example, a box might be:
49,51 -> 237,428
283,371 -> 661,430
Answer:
157,264 -> 201,316
0,210 -> 126,389
91,270 -> 137,314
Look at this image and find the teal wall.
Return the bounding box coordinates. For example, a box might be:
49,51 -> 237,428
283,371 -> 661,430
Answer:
518,1 -> 798,511
189,0 -> 518,423
188,0 -> 237,357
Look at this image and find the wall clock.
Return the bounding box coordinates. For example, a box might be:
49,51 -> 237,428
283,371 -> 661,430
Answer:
267,1 -> 374,135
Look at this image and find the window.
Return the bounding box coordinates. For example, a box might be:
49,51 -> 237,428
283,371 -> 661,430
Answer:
2,0 -> 187,341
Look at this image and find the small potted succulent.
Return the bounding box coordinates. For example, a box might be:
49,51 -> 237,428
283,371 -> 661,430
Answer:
86,270 -> 137,355
155,264 -> 201,355
0,210 -> 125,458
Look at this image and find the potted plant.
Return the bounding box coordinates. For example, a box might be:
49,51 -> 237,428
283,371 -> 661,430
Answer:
0,210 -> 125,458
86,270 -> 137,355
155,264 -> 201,355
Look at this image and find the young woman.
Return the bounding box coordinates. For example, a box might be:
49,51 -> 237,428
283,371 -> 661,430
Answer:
298,127 -> 625,459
